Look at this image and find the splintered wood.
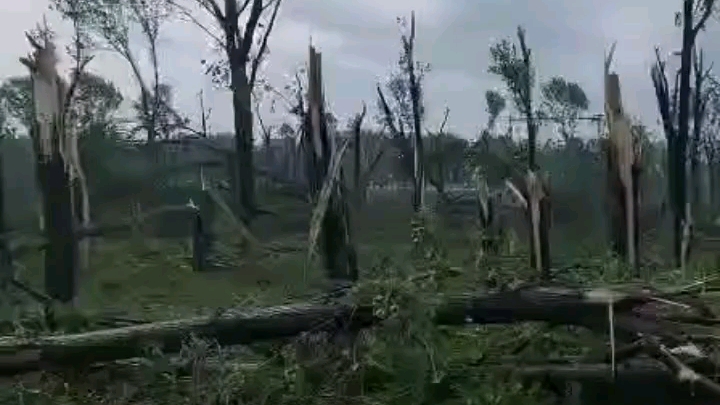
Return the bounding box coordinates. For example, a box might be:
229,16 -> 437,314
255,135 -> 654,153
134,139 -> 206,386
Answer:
604,42 -> 641,275
304,45 -> 358,285
20,30 -> 89,304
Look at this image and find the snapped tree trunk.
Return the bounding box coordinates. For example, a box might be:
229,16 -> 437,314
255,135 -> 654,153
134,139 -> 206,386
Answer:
23,39 -> 79,305
305,46 -> 358,284
606,51 -> 640,275
526,173 -> 551,279
37,150 -> 77,304
673,0 -> 695,268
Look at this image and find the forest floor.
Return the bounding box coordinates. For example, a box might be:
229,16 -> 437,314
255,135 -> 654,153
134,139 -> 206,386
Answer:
3,190 -> 720,405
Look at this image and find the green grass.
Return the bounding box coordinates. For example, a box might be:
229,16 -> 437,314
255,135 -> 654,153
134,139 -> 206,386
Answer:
6,191 -> 720,405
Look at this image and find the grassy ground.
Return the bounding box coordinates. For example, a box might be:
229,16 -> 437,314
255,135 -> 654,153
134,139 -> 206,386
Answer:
4,189 -> 720,405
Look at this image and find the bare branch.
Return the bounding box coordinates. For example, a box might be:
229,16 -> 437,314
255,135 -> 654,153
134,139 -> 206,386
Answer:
168,0 -> 224,48
376,85 -> 400,137
199,0 -> 225,23
438,106 -> 449,134
239,0 -> 252,14
692,0 -> 715,35
240,0 -> 263,58
249,0 -> 281,88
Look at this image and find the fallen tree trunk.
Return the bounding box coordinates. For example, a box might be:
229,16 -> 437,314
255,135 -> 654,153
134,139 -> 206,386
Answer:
0,284 -> 711,376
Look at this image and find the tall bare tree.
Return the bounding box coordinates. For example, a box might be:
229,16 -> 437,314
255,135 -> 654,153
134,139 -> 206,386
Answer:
376,11 -> 428,212
652,0 -> 715,266
173,0 -> 281,222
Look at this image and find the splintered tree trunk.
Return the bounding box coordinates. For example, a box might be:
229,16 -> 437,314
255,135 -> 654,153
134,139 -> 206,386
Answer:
606,141 -> 624,255
45,155 -> 77,303
37,149 -> 77,303
24,39 -> 79,305
306,46 -> 358,284
605,69 -> 640,275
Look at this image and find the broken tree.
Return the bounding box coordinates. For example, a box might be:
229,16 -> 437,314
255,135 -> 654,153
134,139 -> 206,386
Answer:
376,11 -> 428,212
604,43 -> 641,275
20,26 -> 90,304
489,26 -> 551,279
2,283 -> 720,403
304,45 -> 358,286
662,0 -> 716,267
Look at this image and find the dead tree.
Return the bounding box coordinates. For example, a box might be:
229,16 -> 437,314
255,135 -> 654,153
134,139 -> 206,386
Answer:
666,0 -> 716,267
652,49 -> 683,262
401,12 -> 426,211
376,12 -> 426,211
20,29 -> 90,304
604,44 -> 641,275
305,45 -> 358,286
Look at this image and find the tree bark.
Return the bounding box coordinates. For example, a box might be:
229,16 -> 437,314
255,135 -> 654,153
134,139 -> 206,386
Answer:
230,60 -> 255,223
0,284 -> 708,375
38,152 -> 77,304
674,0 -> 694,267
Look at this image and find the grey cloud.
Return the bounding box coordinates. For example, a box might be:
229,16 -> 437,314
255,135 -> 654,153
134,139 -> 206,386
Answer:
5,0 -> 720,141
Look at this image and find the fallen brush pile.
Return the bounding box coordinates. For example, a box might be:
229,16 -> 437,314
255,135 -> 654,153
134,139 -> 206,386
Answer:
1,281 -> 720,402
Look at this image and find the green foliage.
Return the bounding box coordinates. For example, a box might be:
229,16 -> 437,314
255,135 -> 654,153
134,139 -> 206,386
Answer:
485,90 -> 506,130
0,76 -> 33,133
540,76 -> 589,140
488,27 -> 535,117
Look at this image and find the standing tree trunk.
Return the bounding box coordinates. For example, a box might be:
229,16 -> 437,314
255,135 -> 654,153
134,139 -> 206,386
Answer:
305,45 -> 358,285
672,0 -> 714,267
229,60 -> 255,221
400,12 -> 425,212
199,0 -> 280,223
604,49 -> 641,274
691,49 -> 711,215
21,36 -> 80,304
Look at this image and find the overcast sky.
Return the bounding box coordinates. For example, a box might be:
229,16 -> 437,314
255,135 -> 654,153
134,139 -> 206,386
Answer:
2,0 -> 719,142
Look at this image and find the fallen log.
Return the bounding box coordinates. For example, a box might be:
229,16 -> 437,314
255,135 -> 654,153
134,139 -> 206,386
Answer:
504,362 -> 719,404
0,284 -> 712,379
